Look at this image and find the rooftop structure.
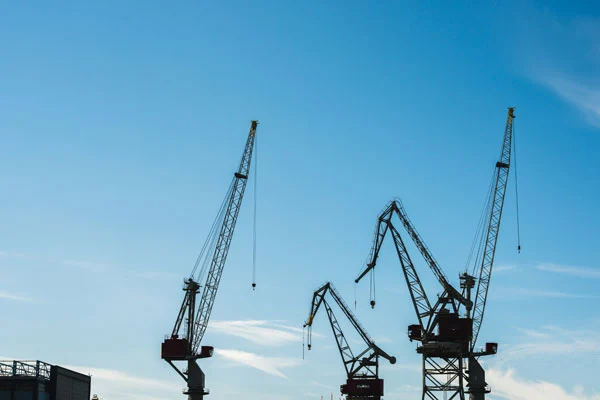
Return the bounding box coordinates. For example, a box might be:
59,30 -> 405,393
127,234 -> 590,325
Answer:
0,360 -> 91,400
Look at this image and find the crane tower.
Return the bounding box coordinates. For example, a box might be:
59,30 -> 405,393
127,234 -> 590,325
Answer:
356,108 -> 516,399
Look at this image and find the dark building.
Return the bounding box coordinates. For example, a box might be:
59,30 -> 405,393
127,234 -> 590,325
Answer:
0,360 -> 91,400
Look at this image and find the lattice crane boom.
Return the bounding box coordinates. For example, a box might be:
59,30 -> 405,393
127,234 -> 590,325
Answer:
191,121 -> 258,352
355,201 -> 434,335
470,108 -> 515,349
304,282 -> 396,399
393,200 -> 472,309
162,121 -> 258,400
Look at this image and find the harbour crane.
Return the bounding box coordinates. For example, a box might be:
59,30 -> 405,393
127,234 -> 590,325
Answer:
304,282 -> 397,400
161,121 -> 258,399
355,108 -> 516,399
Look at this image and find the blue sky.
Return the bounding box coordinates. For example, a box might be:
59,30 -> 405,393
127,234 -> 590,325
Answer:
0,1 -> 599,399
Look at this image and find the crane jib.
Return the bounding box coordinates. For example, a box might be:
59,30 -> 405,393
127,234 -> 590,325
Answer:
161,121 -> 258,399
303,281 -> 396,396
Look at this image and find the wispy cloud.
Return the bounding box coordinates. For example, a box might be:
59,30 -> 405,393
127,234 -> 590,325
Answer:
379,362 -> 421,374
62,259 -> 176,281
310,380 -> 335,391
63,364 -> 179,400
210,320 -> 305,347
494,264 -> 518,273
62,259 -> 109,271
495,286 -> 596,299
501,324 -> 600,360
0,250 -> 27,258
384,384 -> 422,398
488,368 -> 600,400
0,290 -> 32,302
516,327 -> 551,339
372,336 -> 393,344
537,263 -> 600,279
540,75 -> 600,128
214,349 -> 301,379
519,14 -> 600,129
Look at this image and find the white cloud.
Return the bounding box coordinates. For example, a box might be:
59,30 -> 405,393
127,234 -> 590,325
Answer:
62,259 -> 110,271
494,264 -> 518,273
516,328 -> 551,339
537,263 -> 600,279
210,320 -> 303,346
501,324 -> 600,360
379,362 -> 421,374
372,336 -> 393,344
519,14 -> 600,129
0,290 -> 32,302
384,384 -> 422,399
495,286 -> 596,299
311,380 -> 335,390
508,339 -> 600,358
0,250 -> 27,258
53,365 -> 179,400
214,349 -> 301,379
488,368 -> 600,400
539,75 -> 600,128
62,259 -> 177,281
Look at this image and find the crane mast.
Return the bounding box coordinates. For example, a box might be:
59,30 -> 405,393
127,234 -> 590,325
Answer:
161,121 -> 258,400
304,282 -> 396,400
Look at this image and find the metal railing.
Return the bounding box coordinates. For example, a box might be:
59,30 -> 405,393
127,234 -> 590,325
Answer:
0,360 -> 52,380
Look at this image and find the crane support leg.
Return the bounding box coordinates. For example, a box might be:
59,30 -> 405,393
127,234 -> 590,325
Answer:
184,360 -> 208,400
422,356 -> 465,400
466,357 -> 489,400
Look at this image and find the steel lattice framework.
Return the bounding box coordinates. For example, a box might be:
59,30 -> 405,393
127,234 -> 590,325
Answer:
423,357 -> 466,400
304,282 -> 396,399
192,125 -> 257,352
355,108 -> 516,400
162,121 -> 258,400
471,108 -> 514,349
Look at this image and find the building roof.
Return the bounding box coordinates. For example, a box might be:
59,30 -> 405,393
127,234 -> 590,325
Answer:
0,360 -> 52,381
